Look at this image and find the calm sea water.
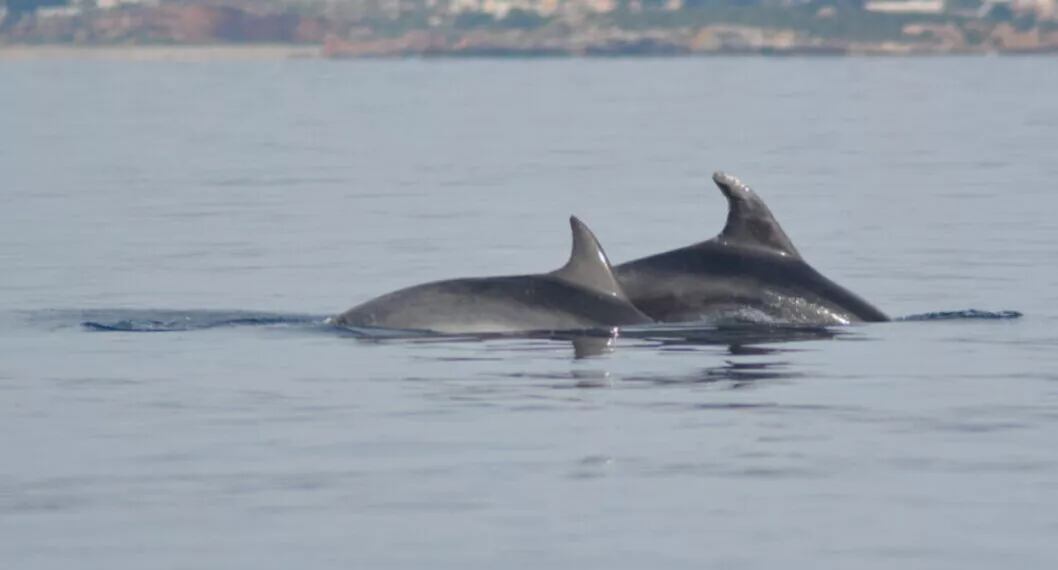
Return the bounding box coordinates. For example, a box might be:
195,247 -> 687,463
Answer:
2,58 -> 1057,569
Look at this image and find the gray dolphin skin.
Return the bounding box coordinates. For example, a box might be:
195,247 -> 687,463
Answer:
332,216 -> 652,334
615,172 -> 889,325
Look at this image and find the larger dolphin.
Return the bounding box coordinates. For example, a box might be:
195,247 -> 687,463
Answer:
332,217 -> 652,334
615,172 -> 888,325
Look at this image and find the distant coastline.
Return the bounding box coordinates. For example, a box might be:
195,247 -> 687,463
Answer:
2,40 -> 1057,61
2,1 -> 1057,59
0,44 -> 320,61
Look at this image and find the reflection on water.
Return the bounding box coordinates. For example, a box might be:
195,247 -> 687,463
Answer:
624,322 -> 843,348
24,309 -> 1027,396
623,358 -> 803,388
525,358 -> 803,390
21,308 -> 848,359
571,336 -> 615,359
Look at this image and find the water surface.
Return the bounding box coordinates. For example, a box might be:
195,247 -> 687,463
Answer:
2,58 -> 1057,569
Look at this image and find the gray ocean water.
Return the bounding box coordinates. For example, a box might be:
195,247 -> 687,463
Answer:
2,57 -> 1057,569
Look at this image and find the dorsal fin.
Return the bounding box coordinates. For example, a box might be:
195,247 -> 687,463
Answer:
712,171 -> 801,258
551,216 -> 629,299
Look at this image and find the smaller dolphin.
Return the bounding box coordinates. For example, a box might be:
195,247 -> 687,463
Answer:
615,172 -> 888,325
332,217 -> 652,334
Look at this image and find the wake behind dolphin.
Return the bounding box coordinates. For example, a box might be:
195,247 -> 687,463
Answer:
69,309 -> 326,332
61,307 -> 1016,335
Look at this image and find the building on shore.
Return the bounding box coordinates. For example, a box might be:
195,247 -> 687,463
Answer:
979,0 -> 1058,19
864,0 -> 945,13
97,0 -> 159,8
1018,0 -> 1057,19
448,0 -> 619,18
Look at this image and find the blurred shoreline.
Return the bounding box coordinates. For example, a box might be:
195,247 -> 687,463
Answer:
2,41 -> 1056,60
0,44 -> 320,61
3,1 -> 1057,59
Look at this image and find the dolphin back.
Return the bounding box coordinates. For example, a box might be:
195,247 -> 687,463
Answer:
333,217 -> 651,334
615,172 -> 888,325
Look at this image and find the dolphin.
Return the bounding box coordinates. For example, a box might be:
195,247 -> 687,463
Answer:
331,216 -> 652,334
614,172 -> 888,325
